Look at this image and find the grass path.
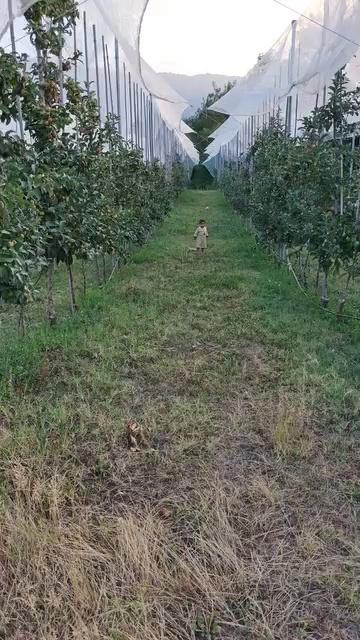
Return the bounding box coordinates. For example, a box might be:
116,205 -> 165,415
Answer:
0,190 -> 359,639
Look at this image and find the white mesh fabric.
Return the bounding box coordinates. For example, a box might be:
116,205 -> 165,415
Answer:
293,0 -> 360,93
210,0 -> 360,123
207,0 -> 360,168
0,0 -> 198,165
0,0 -> 37,40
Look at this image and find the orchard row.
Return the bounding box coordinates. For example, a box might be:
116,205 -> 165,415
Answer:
0,0 -> 188,331
220,71 -> 360,313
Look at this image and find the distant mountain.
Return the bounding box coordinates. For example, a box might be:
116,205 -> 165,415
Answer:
160,72 -> 241,117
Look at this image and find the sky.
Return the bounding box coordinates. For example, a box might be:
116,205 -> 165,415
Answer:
141,0 -> 308,76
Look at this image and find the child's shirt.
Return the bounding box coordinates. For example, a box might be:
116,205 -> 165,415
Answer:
194,226 -> 208,239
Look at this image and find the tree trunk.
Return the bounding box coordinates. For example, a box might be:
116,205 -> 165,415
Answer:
337,291 -> 347,318
315,262 -> 320,292
321,271 -> 329,307
337,272 -> 353,318
46,261 -> 56,325
67,262 -> 78,314
300,250 -> 309,289
108,256 -> 119,282
102,254 -> 106,283
277,241 -> 287,265
81,259 -> 87,296
356,190 -> 360,229
18,303 -> 25,337
95,255 -> 101,285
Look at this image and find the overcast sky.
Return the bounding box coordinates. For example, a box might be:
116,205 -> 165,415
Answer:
141,0 -> 308,76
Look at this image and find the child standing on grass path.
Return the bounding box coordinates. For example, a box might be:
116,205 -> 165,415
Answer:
194,219 -> 209,253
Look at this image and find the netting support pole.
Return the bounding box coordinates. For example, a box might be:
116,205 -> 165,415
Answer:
102,36 -> 109,118
8,0 -> 24,139
83,11 -> 90,95
251,115 -> 255,146
73,23 -> 79,147
149,95 -> 154,162
140,87 -> 144,156
105,43 -> 114,117
286,19 -> 297,135
58,47 -> 64,105
123,63 -> 128,142
74,23 -> 78,83
137,84 -> 141,149
92,25 -> 101,119
153,107 -> 158,160
144,94 -> 149,161
134,83 -> 139,148
294,42 -> 301,136
115,39 -> 121,136
128,71 -> 133,147
294,95 -> 299,136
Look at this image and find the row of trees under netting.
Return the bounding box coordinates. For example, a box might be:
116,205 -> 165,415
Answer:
220,70 -> 360,315
0,1 -> 189,333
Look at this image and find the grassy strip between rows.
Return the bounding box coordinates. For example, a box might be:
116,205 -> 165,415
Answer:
0,190 -> 359,640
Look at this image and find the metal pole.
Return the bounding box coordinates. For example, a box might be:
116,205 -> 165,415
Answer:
105,43 -> 114,117
133,82 -> 138,147
153,107 -> 157,159
322,84 -> 327,105
92,25 -> 101,117
115,38 -> 121,135
83,11 -> 90,94
74,22 -> 78,83
286,19 -> 297,135
136,84 -> 141,148
73,23 -> 79,147
8,0 -> 24,138
140,87 -> 144,154
102,36 -> 109,118
128,71 -> 133,146
58,48 -> 64,105
144,94 -> 149,161
133,84 -> 137,147
294,42 -> 301,136
294,95 -> 299,136
163,119 -> 166,165
123,62 -> 128,142
149,95 -> 154,161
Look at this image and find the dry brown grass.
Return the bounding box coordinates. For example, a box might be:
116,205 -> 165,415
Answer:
1,465 -> 358,640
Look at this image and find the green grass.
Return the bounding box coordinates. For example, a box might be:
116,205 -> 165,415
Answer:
0,190 -> 358,639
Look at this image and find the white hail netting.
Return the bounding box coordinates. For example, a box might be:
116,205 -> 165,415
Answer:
0,0 -> 34,38
0,0 -> 198,166
206,0 -> 360,169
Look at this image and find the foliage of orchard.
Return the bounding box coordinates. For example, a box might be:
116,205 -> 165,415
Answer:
220,70 -> 360,312
0,0 -> 187,331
